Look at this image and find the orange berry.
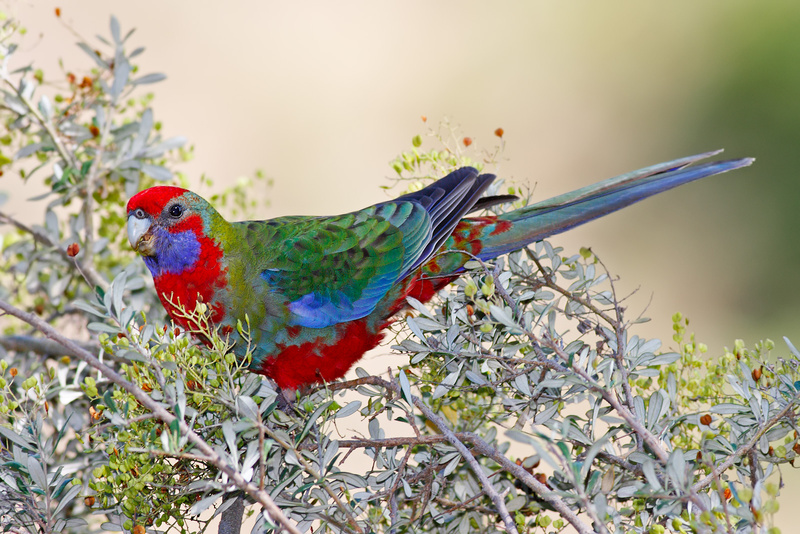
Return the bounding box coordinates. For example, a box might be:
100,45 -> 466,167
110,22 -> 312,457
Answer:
55,7 -> 61,17
9,368 -> 17,377
700,414 -> 712,426
84,496 -> 95,507
462,137 -> 472,147
494,128 -> 504,137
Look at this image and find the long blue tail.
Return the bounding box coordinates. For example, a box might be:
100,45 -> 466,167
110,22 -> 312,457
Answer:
476,150 -> 754,260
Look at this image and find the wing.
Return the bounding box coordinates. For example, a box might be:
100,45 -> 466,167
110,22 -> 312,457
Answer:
245,168 -> 496,328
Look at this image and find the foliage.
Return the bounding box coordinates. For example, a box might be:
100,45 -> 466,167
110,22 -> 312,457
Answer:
0,13 -> 798,534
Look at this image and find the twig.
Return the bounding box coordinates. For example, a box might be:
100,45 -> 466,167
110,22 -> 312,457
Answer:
0,297 -> 303,534
0,211 -> 109,291
0,334 -> 99,358
690,393 -> 799,493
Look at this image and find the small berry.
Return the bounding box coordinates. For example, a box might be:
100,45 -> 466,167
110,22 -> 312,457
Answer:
494,127 -> 504,137
462,137 -> 472,147
66,243 -> 80,257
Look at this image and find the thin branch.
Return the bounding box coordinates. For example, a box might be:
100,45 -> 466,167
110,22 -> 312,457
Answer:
0,297 -> 303,534
0,334 -> 99,358
690,393 -> 800,493
0,211 -> 109,291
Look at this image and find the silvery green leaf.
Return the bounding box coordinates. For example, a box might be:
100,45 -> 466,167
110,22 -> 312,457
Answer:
19,77 -> 34,100
58,389 -> 84,405
465,371 -> 486,385
667,450 -> 686,488
412,317 -> 444,331
405,317 -> 426,342
109,59 -> 130,101
53,484 -> 82,517
45,209 -> 58,240
648,352 -> 680,366
129,46 -> 145,58
100,521 -> 124,531
633,396 -> 645,421
112,271 -> 127,316
506,495 -> 527,512
368,417 -> 382,440
38,94 -> 53,120
141,136 -> 186,158
513,374 -> 531,396
405,295 -> 434,318
398,370 -> 413,405
642,458 -> 662,491
402,477 -> 412,498
334,400 -> 361,419
110,16 -> 121,44
132,72 -> 167,85
646,390 -> 665,431
442,454 -> 461,476
506,429 -> 536,446
76,42 -> 108,69
15,142 -> 45,159
0,192 -> 7,206
222,421 -> 237,455
27,456 -> 47,489
141,163 -> 172,181
71,299 -> 107,318
489,304 -> 517,330
189,492 -> 222,516
534,403 -> 558,425
4,91 -> 26,114
785,336 -> 800,358
237,395 -> 259,421
87,322 -> 122,334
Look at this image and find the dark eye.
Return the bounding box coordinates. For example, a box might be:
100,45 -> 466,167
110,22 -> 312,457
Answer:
133,208 -> 146,219
168,204 -> 184,218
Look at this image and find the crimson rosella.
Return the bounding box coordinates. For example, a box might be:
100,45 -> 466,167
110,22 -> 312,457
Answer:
127,150 -> 752,390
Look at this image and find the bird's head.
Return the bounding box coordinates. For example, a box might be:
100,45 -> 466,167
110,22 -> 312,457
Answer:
126,186 -> 220,276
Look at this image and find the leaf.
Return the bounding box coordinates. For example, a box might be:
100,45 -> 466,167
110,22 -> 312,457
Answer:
236,395 -> 259,421
15,142 -> 45,160
76,42 -> 109,69
189,492 -> 222,516
222,421 -> 237,456
132,72 -> 167,85
0,426 -> 32,449
27,456 -> 47,490
53,484 -> 82,517
398,370 -> 413,405
710,403 -> 749,414
141,136 -> 186,158
110,59 -> 130,101
141,163 -> 172,181
513,374 -> 531,396
110,16 -> 121,44
38,95 -> 53,120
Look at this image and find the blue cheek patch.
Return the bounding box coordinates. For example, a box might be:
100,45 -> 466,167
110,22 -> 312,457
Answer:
145,227 -> 201,277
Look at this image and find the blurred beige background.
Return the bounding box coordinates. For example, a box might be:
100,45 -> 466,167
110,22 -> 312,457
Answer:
3,0 -> 799,530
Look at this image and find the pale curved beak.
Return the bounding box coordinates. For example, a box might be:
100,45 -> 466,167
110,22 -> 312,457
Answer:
127,215 -> 154,255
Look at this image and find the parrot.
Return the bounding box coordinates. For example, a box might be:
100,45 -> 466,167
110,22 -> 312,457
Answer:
127,150 -> 752,391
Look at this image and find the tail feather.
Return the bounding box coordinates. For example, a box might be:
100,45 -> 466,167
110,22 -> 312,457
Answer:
476,152 -> 754,260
